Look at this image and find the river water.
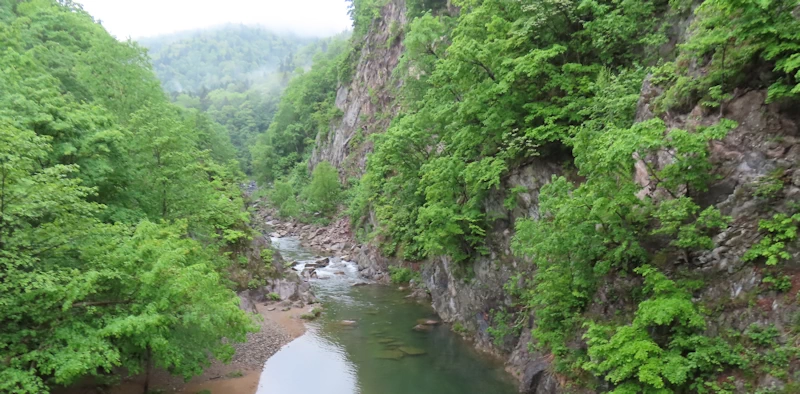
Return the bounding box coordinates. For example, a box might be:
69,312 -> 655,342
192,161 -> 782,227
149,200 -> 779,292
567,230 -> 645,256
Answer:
259,237 -> 518,394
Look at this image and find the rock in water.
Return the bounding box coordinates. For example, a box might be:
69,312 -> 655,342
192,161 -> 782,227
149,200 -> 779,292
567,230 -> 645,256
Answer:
412,324 -> 432,332
417,319 -> 441,326
398,346 -> 426,356
340,320 -> 358,326
375,350 -> 405,360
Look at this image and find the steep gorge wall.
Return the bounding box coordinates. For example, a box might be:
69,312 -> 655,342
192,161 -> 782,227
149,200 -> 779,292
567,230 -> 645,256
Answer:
309,0 -> 407,178
321,2 -> 800,393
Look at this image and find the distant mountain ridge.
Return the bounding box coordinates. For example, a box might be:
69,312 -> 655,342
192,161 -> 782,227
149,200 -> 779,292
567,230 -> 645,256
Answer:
139,25 -> 319,94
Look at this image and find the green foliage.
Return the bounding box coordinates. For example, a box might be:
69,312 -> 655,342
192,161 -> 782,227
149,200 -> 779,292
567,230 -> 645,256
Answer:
250,40 -> 349,182
305,162 -> 342,216
140,26 -> 314,94
267,292 -> 281,301
511,113 -> 732,366
346,173 -> 373,228
346,0 -> 386,39
143,27 -> 350,173
487,307 -> 523,347
279,197 -> 301,219
744,212 -> 800,266
583,266 -> 743,393
658,0 -> 800,109
358,0 -> 687,263
0,2 -> 257,392
300,307 -> 323,320
745,324 -> 780,347
388,266 -> 421,284
271,180 -> 295,205
762,275 -> 793,293
452,322 -> 468,334
260,249 -> 274,266
754,169 -> 787,199
504,186 -> 528,210
262,0 -> 799,389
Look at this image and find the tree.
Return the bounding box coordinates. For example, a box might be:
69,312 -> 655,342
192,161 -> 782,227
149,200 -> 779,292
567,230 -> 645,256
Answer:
305,161 -> 342,216
0,2 -> 257,392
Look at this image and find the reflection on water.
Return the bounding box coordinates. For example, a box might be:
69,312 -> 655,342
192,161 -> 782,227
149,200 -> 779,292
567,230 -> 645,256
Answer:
260,237 -> 518,394
257,327 -> 359,394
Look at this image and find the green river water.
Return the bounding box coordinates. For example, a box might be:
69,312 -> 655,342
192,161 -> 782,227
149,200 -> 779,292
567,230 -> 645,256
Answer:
258,237 -> 519,394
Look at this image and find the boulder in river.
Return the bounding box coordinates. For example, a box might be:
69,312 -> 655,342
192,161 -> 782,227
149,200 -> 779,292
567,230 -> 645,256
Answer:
412,324 -> 432,332
315,257 -> 330,267
238,276 -> 317,305
340,320 -> 358,326
417,319 -> 441,326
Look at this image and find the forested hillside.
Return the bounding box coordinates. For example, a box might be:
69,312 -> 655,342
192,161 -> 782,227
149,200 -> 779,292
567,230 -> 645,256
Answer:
0,2 -> 263,392
253,0 -> 800,392
139,25 -> 314,94
140,26 -> 349,172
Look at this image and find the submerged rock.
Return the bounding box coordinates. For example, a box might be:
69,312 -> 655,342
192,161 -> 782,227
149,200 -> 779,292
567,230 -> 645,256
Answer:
417,319 -> 441,326
398,346 -> 426,356
340,320 -> 358,326
375,349 -> 405,360
412,324 -> 432,332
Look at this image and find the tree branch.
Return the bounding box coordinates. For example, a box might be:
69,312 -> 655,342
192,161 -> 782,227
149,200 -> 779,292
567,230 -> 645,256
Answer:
71,300 -> 132,308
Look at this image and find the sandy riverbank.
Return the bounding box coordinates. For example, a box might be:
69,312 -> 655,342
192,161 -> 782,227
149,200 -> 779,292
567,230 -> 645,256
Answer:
153,303 -> 312,394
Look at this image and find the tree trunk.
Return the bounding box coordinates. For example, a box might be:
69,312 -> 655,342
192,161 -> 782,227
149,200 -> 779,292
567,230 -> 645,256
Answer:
143,345 -> 152,394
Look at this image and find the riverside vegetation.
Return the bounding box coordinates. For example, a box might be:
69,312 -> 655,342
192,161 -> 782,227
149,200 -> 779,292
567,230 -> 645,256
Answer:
0,1 -> 269,392
248,0 -> 800,393
2,0 -> 800,393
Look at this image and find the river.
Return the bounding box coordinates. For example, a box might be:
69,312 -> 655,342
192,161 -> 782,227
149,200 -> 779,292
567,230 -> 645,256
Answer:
259,236 -> 519,394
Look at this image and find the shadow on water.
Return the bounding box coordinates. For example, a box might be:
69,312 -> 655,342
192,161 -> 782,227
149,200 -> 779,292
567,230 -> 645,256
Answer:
258,237 -> 518,394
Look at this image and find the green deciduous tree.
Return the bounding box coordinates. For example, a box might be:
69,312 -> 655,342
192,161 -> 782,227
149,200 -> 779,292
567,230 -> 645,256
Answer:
305,161 -> 342,216
0,2 -> 257,392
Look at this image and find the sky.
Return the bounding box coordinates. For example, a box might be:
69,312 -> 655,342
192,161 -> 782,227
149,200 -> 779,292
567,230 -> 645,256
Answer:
78,0 -> 353,39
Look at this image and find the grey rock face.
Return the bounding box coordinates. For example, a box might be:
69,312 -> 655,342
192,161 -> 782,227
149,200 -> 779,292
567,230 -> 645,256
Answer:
309,0 -> 408,178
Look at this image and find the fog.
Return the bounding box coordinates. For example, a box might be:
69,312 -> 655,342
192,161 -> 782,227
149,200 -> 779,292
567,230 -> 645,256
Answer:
78,0 -> 353,39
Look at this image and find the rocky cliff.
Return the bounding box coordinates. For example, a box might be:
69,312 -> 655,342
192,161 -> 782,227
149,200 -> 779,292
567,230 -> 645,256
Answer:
309,0 -> 407,178
317,1 -> 800,393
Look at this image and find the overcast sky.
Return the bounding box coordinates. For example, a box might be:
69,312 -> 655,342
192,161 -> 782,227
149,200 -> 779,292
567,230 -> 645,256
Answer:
78,0 -> 353,39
